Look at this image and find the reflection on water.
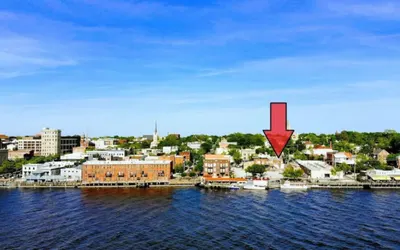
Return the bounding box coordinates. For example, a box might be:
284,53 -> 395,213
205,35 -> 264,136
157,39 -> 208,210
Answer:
1,188 -> 400,250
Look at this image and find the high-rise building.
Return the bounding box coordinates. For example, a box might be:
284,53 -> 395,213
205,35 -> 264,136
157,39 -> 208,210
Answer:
18,136 -> 42,155
41,128 -> 61,156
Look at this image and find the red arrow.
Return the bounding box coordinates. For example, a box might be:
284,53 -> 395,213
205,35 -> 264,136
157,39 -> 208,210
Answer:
263,102 -> 294,158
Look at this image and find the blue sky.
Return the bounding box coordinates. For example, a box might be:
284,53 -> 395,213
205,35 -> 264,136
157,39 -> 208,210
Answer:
1,0 -> 400,137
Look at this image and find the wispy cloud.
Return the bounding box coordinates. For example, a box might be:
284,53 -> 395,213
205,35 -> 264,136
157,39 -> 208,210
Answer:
323,1 -> 400,19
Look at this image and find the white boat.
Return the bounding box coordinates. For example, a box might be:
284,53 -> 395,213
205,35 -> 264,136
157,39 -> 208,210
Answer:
280,181 -> 308,190
228,184 -> 240,190
243,180 -> 268,190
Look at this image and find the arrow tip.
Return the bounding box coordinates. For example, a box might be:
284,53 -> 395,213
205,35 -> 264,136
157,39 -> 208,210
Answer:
263,130 -> 294,158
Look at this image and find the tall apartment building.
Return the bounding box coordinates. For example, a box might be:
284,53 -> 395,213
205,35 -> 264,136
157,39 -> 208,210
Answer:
18,136 -> 42,155
41,128 -> 61,156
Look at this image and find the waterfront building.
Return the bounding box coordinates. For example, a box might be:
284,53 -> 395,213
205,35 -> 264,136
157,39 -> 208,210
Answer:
41,128 -> 61,156
372,149 -> 390,164
60,167 -> 82,181
82,160 -> 173,183
60,136 -> 80,155
22,161 -> 76,182
367,169 -> 400,181
0,149 -> 8,165
8,150 -> 34,160
296,160 -> 333,179
203,154 -> 231,178
150,121 -> 159,148
17,136 -> 42,155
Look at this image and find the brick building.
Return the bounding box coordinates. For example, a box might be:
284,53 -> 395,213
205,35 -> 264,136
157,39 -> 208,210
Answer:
8,150 -> 34,160
82,160 -> 173,183
179,151 -> 191,162
203,154 -> 230,178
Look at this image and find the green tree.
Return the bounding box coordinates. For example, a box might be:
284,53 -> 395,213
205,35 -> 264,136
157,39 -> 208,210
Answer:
245,164 -> 266,177
200,142 -> 212,154
189,172 -> 196,177
229,149 -> 242,165
175,164 -> 184,174
283,165 -> 304,179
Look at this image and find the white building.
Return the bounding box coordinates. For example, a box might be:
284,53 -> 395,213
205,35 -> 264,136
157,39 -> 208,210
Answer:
240,149 -> 256,161
367,169 -> 400,181
60,167 -> 82,181
86,150 -> 126,159
187,142 -> 202,150
162,146 -> 178,154
18,137 -> 42,155
61,152 -> 87,161
332,152 -> 356,165
296,160 -> 333,179
93,138 -> 117,149
22,161 -> 77,182
150,121 -> 159,148
41,128 -> 61,156
303,146 -> 335,159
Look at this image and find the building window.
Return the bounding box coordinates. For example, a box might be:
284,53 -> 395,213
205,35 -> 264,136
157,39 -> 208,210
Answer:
105,172 -> 112,177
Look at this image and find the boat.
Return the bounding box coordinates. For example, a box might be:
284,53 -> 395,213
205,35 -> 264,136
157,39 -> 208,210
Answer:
228,184 -> 240,190
280,180 -> 308,190
243,180 -> 268,190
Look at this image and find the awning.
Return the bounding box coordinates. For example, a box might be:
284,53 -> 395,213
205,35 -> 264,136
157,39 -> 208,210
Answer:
369,175 -> 391,181
391,176 -> 400,181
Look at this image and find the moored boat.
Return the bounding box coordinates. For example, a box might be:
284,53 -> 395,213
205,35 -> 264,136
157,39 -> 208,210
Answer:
243,179 -> 268,190
280,180 -> 308,190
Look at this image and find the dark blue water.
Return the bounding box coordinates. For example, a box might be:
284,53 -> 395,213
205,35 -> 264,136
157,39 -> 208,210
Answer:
1,188 -> 400,250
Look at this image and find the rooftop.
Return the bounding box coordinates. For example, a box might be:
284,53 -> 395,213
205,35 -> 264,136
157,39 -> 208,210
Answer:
296,160 -> 332,171
204,154 -> 230,160
84,160 -> 172,165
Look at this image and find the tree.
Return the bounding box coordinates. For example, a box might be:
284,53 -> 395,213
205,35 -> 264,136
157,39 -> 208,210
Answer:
293,151 -> 307,160
283,165 -> 304,179
200,142 -> 212,154
229,149 -> 242,165
189,172 -> 196,177
245,164 -> 266,177
175,164 -> 184,174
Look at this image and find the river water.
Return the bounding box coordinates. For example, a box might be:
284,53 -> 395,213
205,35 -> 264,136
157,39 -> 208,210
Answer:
1,188 -> 399,250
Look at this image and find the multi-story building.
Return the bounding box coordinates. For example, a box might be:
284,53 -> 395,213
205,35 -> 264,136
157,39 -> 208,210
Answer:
326,152 -> 355,166
41,128 -> 61,156
179,151 -> 191,162
93,138 -> 118,149
241,148 -> 256,161
203,154 -> 230,178
18,136 -> 42,155
22,161 -> 76,181
60,136 -> 80,155
8,150 -> 34,160
0,149 -> 8,165
82,160 -> 173,183
373,149 -> 390,164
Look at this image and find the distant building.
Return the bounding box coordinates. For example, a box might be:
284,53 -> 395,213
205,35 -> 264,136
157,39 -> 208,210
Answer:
367,169 -> 400,181
150,121 -> 159,148
61,136 -> 80,155
93,138 -> 118,149
18,136 -> 42,155
179,151 -> 191,162
373,149 -> 390,164
187,142 -> 202,150
219,138 -> 237,149
304,141 -> 314,149
253,154 -> 283,169
327,152 -> 355,166
203,154 -> 231,178
162,146 -> 178,154
60,152 -> 87,161
0,149 -> 8,165
240,148 -> 256,161
86,150 -> 126,160
296,160 -> 333,179
41,128 -> 61,156
215,147 -> 229,155
8,150 -> 34,160
303,145 -> 335,159
82,160 -> 173,183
